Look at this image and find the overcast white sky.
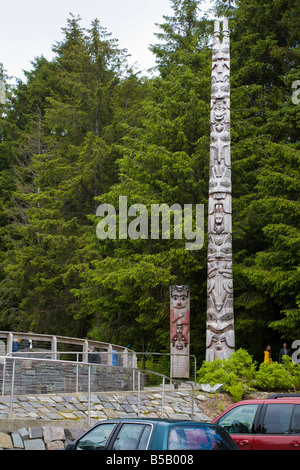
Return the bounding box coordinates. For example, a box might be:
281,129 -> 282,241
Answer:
0,0 -> 213,82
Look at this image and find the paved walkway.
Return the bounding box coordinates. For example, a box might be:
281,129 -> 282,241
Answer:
0,388 -> 209,424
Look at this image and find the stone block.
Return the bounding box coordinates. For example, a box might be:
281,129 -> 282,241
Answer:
43,426 -> 65,443
103,409 -> 119,418
29,427 -> 43,439
11,432 -> 24,449
65,428 -> 85,441
18,427 -> 29,440
74,411 -> 86,418
47,440 -> 65,450
24,439 -> 46,450
193,412 -> 210,422
196,394 -> 208,401
199,383 -> 224,393
0,432 -> 13,449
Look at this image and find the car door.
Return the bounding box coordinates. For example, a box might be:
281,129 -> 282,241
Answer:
253,403 -> 300,450
110,422 -> 153,450
217,403 -> 260,450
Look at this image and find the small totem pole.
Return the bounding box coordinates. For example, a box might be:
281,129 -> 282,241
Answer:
206,19 -> 235,361
170,285 -> 190,378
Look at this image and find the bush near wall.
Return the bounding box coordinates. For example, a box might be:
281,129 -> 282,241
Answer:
196,349 -> 300,402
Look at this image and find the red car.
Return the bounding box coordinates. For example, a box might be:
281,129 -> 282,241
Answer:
211,393 -> 300,450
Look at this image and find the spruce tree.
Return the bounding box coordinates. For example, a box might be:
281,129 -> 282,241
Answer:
73,0 -> 212,354
0,16 -> 138,335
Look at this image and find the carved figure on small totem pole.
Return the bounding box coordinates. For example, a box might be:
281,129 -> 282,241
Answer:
170,285 -> 190,378
206,19 -> 235,361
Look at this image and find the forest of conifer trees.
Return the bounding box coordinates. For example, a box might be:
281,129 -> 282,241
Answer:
0,0 -> 299,363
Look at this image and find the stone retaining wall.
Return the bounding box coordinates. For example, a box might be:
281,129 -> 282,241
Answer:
0,389 -> 210,449
1,356 -> 134,394
0,425 -> 86,450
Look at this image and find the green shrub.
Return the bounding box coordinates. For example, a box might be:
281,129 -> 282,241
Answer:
226,382 -> 245,402
196,358 -> 227,386
281,356 -> 300,389
255,361 -> 294,390
197,349 -> 300,397
226,348 -> 257,382
255,356 -> 300,391
196,349 -> 256,399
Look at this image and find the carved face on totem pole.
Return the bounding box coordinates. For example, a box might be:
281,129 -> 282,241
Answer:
170,285 -> 190,350
206,327 -> 235,361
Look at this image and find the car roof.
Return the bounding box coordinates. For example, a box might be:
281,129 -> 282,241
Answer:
217,398 -> 300,408
98,417 -> 218,425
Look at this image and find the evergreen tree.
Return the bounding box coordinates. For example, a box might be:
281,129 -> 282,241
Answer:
72,0 -> 212,354
0,1 -> 298,361
0,16 -> 143,336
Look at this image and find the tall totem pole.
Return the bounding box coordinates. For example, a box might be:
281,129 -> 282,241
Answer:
206,19 -> 235,361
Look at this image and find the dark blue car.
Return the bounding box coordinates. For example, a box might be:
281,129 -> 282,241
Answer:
65,418 -> 238,450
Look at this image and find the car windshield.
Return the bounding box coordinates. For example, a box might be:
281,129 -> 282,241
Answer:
167,425 -> 234,450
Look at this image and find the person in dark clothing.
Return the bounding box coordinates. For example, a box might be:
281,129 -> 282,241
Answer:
22,338 -> 33,350
279,342 -> 291,363
88,347 -> 101,364
12,339 -> 20,352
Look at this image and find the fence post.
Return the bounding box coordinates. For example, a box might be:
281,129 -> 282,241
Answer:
161,376 -> 165,418
107,344 -> 113,365
9,358 -> 16,419
7,333 -> 13,355
76,353 -> 79,394
132,352 -> 137,369
88,364 -> 91,425
51,336 -> 57,360
1,357 -> 7,396
83,340 -> 88,363
138,370 -> 141,417
191,382 -> 195,419
123,348 -> 128,367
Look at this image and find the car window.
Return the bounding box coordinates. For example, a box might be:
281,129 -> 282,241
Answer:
138,425 -> 152,449
218,404 -> 259,434
262,404 -> 294,434
290,405 -> 300,434
167,425 -> 234,450
76,423 -> 116,450
112,423 -> 151,450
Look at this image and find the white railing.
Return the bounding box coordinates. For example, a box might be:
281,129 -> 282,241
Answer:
0,331 -> 197,382
0,331 -> 135,365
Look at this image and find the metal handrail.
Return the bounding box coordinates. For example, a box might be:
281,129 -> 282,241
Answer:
0,331 -> 197,382
0,354 -> 195,425
134,351 -> 197,384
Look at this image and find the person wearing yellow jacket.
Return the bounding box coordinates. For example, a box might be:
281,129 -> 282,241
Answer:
264,345 -> 272,364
